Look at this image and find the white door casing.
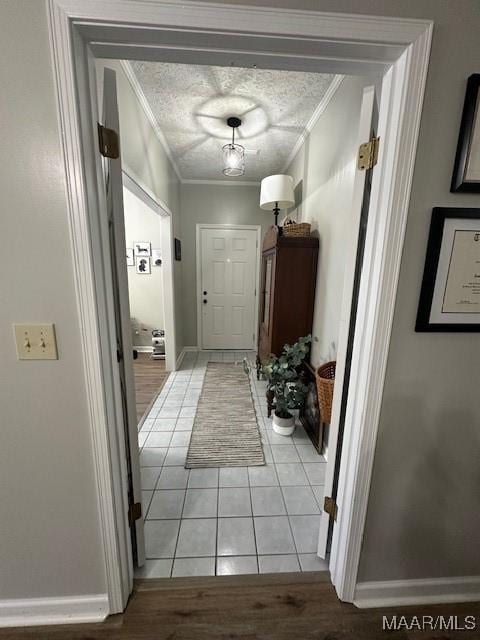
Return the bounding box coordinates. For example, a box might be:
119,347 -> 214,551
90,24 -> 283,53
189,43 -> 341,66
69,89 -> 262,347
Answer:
102,67 -> 145,567
317,85 -> 376,559
197,225 -> 260,350
48,0 -> 432,613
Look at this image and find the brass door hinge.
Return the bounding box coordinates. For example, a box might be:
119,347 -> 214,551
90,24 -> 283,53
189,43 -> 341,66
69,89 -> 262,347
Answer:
324,496 -> 338,521
357,136 -> 380,170
128,502 -> 142,527
97,123 -> 119,159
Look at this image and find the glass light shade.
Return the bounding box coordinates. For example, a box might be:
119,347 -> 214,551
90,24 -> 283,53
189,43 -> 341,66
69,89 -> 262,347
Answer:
222,143 -> 245,177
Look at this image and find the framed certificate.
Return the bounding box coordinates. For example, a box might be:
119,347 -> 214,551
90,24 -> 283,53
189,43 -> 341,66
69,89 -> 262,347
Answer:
416,208 -> 480,331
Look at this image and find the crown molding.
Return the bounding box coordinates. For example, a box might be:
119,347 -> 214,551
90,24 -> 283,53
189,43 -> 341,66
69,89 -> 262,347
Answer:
120,60 -> 183,182
181,178 -> 260,186
283,74 -> 344,172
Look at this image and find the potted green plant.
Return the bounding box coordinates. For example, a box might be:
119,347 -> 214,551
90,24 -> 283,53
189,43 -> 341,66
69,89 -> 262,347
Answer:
261,335 -> 311,436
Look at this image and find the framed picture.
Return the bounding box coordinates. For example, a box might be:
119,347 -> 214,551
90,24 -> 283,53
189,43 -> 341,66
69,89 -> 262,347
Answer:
134,241 -> 151,257
126,248 -> 134,266
174,238 -> 182,261
135,256 -> 151,274
416,208 -> 480,332
451,74 -> 480,192
152,249 -> 162,266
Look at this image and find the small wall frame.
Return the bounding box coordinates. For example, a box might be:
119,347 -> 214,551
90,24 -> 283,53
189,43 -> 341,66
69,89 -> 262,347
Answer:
174,238 -> 182,261
135,256 -> 151,274
416,207 -> 480,331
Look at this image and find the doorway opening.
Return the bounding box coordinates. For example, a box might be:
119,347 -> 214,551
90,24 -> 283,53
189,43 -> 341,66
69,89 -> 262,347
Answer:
96,58 -> 378,579
49,0 -> 432,613
121,179 -> 169,425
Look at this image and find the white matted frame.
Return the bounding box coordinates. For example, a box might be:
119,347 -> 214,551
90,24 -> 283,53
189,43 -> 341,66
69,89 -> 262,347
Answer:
47,0 -> 432,614
195,224 -> 261,351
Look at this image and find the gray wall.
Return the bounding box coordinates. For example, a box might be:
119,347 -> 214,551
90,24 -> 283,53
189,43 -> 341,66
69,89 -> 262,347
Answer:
0,1 -> 106,599
96,59 -> 184,356
2,0 -> 480,607
209,0 -> 480,582
179,183 -> 270,346
287,76 -> 368,368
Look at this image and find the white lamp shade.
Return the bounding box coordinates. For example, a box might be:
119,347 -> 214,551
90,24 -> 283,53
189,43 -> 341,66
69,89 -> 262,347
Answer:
260,174 -> 295,210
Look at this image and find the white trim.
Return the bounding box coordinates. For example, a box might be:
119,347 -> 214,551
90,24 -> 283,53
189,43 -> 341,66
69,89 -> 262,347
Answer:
329,25 -> 433,602
182,179 -> 261,187
283,74 -> 344,172
120,60 -> 182,182
175,347 -> 186,369
183,345 -> 200,352
48,2 -> 132,614
133,345 -> 153,352
0,595 -> 108,628
195,223 -> 261,351
47,0 -> 433,613
354,576 -> 480,608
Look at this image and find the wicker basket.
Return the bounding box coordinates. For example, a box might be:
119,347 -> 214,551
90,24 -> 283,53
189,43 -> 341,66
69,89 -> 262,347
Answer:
282,222 -> 311,237
316,361 -> 336,424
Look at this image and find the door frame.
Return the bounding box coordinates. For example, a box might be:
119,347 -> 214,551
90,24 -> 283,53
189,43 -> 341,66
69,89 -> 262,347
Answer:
196,224 -> 261,351
122,168 -> 177,372
48,0 -> 433,613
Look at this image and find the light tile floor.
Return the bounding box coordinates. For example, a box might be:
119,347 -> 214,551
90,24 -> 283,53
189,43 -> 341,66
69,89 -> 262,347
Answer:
136,350 -> 328,578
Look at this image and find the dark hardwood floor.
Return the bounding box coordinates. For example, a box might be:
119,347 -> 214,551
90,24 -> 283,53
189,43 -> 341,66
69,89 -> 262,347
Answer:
2,573 -> 479,639
133,352 -> 168,424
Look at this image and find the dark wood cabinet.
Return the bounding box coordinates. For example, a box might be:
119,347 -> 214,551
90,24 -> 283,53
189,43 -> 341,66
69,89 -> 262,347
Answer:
257,226 -> 319,368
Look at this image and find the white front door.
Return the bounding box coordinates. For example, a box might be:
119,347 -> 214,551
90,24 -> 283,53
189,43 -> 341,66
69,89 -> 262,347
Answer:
199,226 -> 258,350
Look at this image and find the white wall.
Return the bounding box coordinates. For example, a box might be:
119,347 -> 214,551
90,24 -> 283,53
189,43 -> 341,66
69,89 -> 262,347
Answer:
287,76 -> 369,367
123,187 -> 164,347
179,183 -> 270,346
96,59 -> 184,357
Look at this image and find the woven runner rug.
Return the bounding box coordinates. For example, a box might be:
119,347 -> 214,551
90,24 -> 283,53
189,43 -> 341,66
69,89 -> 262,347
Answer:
185,363 -> 265,468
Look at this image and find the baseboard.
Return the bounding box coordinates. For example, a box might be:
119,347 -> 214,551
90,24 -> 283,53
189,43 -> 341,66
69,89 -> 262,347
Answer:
354,576 -> 480,608
175,348 -> 186,369
133,345 -> 153,353
175,346 -> 198,370
0,594 -> 109,628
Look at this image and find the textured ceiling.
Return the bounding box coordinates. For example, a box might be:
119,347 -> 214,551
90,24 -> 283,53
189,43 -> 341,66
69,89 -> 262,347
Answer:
128,61 -> 335,182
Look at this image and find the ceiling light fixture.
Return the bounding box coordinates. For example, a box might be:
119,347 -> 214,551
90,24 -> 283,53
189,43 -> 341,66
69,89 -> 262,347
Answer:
223,116 -> 245,177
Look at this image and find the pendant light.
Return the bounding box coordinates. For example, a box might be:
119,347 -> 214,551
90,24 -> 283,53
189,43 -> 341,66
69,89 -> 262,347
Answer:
222,117 -> 245,177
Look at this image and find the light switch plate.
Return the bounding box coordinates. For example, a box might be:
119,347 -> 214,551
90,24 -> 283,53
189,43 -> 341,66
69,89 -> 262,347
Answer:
13,324 -> 58,360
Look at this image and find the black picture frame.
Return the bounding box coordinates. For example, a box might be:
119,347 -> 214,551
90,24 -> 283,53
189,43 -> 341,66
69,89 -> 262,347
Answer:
174,238 -> 182,261
451,74 -> 480,193
415,207 -> 480,332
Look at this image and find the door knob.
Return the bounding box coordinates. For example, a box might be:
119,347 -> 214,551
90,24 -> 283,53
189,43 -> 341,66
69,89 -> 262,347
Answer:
203,299 -> 207,304
203,290 -> 207,295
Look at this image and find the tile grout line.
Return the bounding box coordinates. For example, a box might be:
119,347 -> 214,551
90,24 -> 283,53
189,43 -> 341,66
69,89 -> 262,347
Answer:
246,460 -> 260,575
